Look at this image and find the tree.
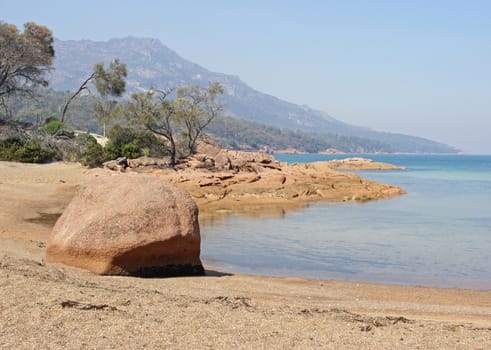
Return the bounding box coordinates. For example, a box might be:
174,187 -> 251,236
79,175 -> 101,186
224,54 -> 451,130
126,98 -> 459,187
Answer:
127,89 -> 179,165
92,98 -> 122,137
175,82 -> 224,154
61,59 -> 127,126
0,21 -> 55,118
127,82 -> 223,166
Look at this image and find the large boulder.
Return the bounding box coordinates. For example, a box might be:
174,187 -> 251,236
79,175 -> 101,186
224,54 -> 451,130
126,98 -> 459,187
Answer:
45,171 -> 204,277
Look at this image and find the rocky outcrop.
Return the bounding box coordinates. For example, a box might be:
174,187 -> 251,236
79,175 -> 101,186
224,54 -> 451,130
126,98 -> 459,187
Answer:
45,171 -> 204,276
148,153 -> 405,214
0,120 -> 32,145
104,156 -> 171,171
324,157 -> 405,170
182,142 -> 282,172
98,142 -> 405,215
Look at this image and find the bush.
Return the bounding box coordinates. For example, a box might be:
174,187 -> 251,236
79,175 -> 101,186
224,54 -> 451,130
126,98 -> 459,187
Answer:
105,124 -> 165,159
0,138 -> 52,163
81,141 -> 105,168
43,120 -> 75,138
75,133 -> 106,168
107,124 -> 134,149
121,141 -> 140,159
43,120 -> 64,135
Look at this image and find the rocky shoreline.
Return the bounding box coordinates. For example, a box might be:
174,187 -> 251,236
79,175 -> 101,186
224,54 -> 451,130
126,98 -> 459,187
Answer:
103,144 -> 405,216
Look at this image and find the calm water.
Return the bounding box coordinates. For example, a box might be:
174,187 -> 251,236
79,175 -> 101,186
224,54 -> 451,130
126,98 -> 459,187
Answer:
201,154 -> 491,290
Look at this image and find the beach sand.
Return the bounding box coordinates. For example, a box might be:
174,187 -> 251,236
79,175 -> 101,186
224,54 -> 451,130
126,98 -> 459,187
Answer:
1,161 -> 490,349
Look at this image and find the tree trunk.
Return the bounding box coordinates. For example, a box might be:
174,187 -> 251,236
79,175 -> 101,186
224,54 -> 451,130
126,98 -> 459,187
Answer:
169,138 -> 176,167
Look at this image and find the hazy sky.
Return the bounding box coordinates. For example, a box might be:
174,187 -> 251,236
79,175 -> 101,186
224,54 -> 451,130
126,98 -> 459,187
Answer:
3,0 -> 491,153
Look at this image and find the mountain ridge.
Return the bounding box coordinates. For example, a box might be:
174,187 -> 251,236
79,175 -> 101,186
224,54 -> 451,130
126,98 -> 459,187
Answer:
49,37 -> 458,154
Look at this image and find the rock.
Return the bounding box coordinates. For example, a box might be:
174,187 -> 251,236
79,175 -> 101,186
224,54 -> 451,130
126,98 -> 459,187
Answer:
45,171 -> 204,277
0,120 -> 31,144
195,140 -> 281,172
218,150 -> 281,172
325,158 -> 405,170
214,151 -> 232,171
115,157 -> 128,171
115,156 -> 128,166
103,156 -> 170,171
195,140 -> 222,158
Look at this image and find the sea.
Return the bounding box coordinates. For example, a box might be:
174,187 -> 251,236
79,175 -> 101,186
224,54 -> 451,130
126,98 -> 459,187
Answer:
200,154 -> 491,290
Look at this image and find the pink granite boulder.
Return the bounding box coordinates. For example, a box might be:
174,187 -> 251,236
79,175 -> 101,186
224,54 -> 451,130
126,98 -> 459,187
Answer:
45,171 -> 204,277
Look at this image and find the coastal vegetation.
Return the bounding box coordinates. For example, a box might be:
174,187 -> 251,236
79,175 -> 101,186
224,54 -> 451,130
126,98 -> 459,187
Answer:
0,21 -> 224,166
127,82 -> 224,166
61,59 -> 127,140
2,87 -> 394,155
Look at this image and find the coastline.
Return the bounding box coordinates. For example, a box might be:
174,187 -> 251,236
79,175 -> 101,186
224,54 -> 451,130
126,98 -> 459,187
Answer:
1,161 -> 490,349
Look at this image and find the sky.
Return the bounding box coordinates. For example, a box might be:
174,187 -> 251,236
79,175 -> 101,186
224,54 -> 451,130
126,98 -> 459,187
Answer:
3,0 -> 491,153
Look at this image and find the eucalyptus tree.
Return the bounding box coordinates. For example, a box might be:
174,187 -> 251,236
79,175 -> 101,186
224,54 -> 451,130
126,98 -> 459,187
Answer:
176,82 -> 224,155
61,59 -> 127,132
0,21 -> 55,118
127,82 -> 223,166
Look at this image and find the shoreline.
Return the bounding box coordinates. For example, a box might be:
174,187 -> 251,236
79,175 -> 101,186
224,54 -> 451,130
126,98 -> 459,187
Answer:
1,160 -> 491,348
201,257 -> 491,292
0,160 -> 487,291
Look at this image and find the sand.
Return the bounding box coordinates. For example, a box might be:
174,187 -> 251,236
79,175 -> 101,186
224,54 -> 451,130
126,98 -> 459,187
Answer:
1,161 -> 490,349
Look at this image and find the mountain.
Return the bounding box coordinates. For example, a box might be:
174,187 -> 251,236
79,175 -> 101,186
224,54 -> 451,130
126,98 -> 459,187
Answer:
49,37 -> 458,153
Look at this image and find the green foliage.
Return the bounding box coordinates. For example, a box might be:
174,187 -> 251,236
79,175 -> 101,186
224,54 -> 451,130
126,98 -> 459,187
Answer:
103,141 -> 120,161
61,58 -> 127,124
0,138 -> 52,163
127,82 -> 224,166
44,116 -> 59,124
74,132 -> 105,168
93,59 -> 127,97
81,141 -> 105,168
104,124 -> 164,159
121,141 -> 140,159
42,119 -> 75,138
42,119 -> 64,135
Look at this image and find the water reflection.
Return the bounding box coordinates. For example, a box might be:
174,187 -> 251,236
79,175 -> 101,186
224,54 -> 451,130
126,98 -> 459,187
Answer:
199,203 -> 308,227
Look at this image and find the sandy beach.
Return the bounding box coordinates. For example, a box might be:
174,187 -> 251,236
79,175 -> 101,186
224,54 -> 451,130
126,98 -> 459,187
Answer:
1,161 -> 490,349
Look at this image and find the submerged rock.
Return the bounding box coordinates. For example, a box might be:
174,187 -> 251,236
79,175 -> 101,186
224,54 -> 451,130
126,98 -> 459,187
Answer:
45,171 -> 204,277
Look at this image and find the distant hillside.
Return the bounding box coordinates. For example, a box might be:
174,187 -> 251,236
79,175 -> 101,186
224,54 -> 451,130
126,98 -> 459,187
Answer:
49,37 -> 458,153
208,115 -> 390,153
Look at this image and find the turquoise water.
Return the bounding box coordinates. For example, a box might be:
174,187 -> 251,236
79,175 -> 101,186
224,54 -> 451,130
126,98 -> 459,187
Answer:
201,155 -> 491,290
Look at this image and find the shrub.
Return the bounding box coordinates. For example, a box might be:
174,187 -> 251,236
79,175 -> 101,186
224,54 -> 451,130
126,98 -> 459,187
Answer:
121,141 -> 140,159
105,124 -> 165,159
43,120 -> 64,135
81,141 -> 105,168
43,120 -> 75,138
0,139 -> 52,163
107,124 -> 134,149
75,133 -> 107,168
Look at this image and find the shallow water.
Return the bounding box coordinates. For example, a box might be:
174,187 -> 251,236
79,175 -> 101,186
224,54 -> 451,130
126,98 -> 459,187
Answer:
201,155 -> 491,290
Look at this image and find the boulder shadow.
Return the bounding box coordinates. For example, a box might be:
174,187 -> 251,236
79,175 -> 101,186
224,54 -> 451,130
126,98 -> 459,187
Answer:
204,269 -> 233,277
